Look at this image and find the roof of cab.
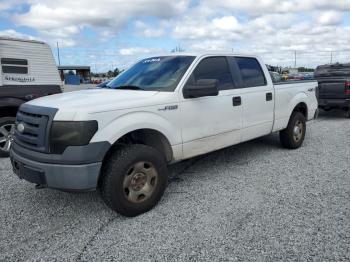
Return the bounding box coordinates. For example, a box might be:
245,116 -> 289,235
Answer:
0,36 -> 46,45
146,52 -> 260,58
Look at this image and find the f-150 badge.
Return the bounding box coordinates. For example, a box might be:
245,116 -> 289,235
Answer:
158,105 -> 178,111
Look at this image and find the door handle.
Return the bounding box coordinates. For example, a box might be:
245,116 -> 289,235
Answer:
232,96 -> 241,106
266,92 -> 273,101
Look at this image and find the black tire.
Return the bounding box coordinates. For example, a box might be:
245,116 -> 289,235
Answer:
100,144 -> 168,217
279,112 -> 306,149
0,117 -> 16,158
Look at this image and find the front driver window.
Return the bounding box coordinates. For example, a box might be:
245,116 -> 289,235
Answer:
187,57 -> 235,91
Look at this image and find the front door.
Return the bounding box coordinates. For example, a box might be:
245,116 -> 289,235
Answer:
180,56 -> 242,159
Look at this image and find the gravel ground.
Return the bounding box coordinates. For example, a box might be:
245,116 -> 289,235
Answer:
1,110 -> 350,261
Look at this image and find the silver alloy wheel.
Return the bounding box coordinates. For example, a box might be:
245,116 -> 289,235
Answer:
293,120 -> 303,142
123,161 -> 158,203
0,123 -> 15,152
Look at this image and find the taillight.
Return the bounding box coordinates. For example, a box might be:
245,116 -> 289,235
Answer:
345,81 -> 350,95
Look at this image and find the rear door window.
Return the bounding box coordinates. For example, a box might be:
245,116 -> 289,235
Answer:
1,58 -> 28,74
188,56 -> 235,90
235,57 -> 266,87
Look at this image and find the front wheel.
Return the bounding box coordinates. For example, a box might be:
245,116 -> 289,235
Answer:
100,144 -> 168,217
0,117 -> 16,157
280,112 -> 306,149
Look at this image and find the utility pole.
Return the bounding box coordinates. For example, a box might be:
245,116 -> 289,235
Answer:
330,51 -> 333,64
294,50 -> 297,68
56,42 -> 61,66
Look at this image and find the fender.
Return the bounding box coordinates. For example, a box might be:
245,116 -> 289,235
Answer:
273,91 -> 308,132
90,111 -> 181,147
288,92 -> 308,118
0,97 -> 26,108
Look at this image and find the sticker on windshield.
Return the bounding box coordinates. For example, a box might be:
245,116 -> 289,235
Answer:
142,58 -> 161,63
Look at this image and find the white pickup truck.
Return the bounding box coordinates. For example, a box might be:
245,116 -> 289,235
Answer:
10,53 -> 318,216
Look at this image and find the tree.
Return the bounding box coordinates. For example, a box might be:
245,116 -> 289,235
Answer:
107,70 -> 114,78
297,67 -> 314,72
171,44 -> 185,53
113,68 -> 120,77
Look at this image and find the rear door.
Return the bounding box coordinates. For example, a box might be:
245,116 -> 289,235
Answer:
228,56 -> 274,142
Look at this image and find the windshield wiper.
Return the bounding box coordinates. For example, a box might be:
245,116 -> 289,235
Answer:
112,85 -> 144,90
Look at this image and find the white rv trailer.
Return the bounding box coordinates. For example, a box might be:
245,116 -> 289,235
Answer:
0,37 -> 62,157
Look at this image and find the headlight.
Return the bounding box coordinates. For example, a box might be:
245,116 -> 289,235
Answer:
50,121 -> 98,154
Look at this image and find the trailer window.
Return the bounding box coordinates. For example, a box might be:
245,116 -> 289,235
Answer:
1,58 -> 28,74
235,57 -> 266,87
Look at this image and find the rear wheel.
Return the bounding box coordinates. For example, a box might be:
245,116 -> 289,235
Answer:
101,144 -> 168,217
0,117 -> 16,157
280,112 -> 306,149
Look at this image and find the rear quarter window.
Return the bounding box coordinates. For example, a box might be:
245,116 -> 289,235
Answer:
235,57 -> 266,87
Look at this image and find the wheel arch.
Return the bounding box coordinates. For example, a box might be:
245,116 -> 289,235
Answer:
0,106 -> 18,118
105,128 -> 174,162
0,97 -> 26,118
292,102 -> 308,120
98,128 -> 174,189
288,92 -> 309,120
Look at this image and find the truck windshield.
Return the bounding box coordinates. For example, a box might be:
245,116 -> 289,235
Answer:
107,56 -> 195,91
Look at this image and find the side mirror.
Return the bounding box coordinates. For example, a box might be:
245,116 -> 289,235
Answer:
183,79 -> 219,99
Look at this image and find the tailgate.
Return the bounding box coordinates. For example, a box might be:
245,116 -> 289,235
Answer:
318,80 -> 346,99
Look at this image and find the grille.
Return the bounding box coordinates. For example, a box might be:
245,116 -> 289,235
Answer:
14,109 -> 49,152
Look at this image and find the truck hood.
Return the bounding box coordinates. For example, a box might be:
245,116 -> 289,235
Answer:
27,88 -> 159,112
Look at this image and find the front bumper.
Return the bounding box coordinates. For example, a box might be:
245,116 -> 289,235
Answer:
10,149 -> 101,191
10,141 -> 111,191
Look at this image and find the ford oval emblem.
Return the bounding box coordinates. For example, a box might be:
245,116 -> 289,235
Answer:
17,123 -> 25,133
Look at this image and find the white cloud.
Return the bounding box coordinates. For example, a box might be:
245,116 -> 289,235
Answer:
316,11 -> 343,26
173,15 -> 243,40
0,2 -> 13,11
0,29 -> 38,40
0,0 -> 25,11
134,21 -> 165,38
6,0 -> 350,68
168,1 -> 350,67
202,0 -> 350,15
119,47 -> 164,56
13,0 -> 190,42
189,39 -> 233,52
212,16 -> 240,31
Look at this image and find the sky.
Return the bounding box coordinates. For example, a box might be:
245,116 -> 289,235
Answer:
1,0 -> 350,72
